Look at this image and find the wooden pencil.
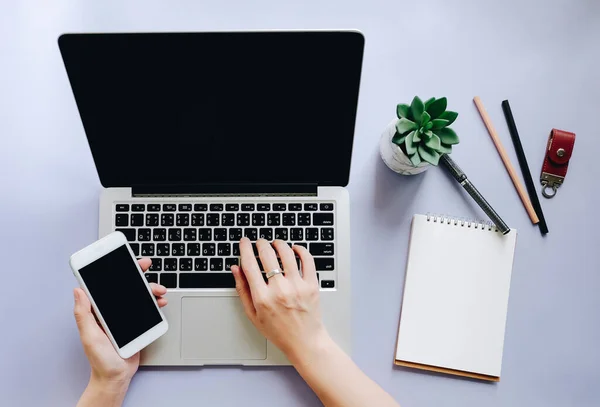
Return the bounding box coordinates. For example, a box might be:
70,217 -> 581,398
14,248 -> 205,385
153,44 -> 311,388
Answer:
473,96 -> 539,224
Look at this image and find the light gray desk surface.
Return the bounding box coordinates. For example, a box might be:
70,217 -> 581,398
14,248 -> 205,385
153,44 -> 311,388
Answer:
1,1 -> 599,406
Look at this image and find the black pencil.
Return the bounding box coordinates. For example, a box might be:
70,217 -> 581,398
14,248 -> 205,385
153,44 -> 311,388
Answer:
501,100 -> 548,235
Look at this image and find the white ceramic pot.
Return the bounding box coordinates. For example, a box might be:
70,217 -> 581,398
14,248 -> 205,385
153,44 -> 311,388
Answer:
379,119 -> 430,175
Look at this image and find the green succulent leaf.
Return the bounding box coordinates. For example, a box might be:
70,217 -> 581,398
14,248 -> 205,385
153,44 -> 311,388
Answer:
396,104 -> 411,119
425,134 -> 441,150
425,121 -> 433,130
412,130 -> 421,143
431,119 -> 449,130
421,111 -> 431,126
419,127 -> 424,134
422,130 -> 433,142
426,97 -> 447,119
439,110 -> 458,125
438,143 -> 453,154
395,118 -> 417,134
405,131 -> 417,155
436,127 -> 460,145
392,132 -> 406,145
424,97 -> 436,110
410,152 -> 422,166
410,96 -> 425,123
418,145 -> 441,165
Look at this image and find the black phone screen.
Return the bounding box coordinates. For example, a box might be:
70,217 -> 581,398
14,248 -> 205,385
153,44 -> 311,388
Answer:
79,245 -> 162,348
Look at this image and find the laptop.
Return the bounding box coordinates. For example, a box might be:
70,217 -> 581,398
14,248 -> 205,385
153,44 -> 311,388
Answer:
58,31 -> 364,365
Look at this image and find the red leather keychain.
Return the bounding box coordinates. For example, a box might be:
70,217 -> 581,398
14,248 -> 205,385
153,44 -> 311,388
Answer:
540,129 -> 576,198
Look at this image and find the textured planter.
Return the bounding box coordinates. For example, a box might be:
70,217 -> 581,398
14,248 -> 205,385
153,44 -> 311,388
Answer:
379,119 -> 430,175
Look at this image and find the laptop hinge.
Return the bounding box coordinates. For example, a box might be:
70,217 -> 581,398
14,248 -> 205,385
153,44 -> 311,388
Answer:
131,183 -> 318,198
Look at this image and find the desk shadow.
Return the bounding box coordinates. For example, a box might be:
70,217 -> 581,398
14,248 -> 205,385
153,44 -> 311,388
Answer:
373,150 -> 426,225
392,364 -> 497,385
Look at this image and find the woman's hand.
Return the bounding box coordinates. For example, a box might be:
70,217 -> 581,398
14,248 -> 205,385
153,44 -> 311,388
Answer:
73,258 -> 168,388
231,238 -> 332,363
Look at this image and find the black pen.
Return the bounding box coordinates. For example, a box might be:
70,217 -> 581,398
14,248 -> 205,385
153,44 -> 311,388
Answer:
440,154 -> 511,235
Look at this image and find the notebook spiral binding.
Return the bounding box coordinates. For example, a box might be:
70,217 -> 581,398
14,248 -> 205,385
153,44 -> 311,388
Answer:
425,214 -> 499,232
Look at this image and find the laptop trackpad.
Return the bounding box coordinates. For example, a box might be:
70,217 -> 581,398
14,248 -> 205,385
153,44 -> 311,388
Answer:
181,296 -> 267,360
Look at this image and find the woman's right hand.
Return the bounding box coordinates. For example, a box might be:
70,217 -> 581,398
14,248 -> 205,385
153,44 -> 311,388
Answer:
231,238 -> 332,362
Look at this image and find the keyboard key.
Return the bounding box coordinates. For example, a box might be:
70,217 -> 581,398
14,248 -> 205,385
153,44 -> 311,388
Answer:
320,203 -> 334,211
163,204 -> 176,211
146,214 -> 159,226
237,213 -> 250,226
283,213 -> 296,226
198,228 -> 212,241
179,204 -> 192,211
180,258 -> 193,271
267,213 -> 280,226
315,258 -> 334,271
304,203 -> 318,211
225,258 -> 239,271
194,203 -> 208,211
153,228 -> 166,241
149,258 -> 162,271
206,214 -> 220,226
203,243 -> 216,256
310,243 -> 334,255
305,228 -> 319,241
194,258 -> 208,271
218,243 -> 231,256
321,228 -> 334,241
130,243 -> 140,256
252,243 -> 259,256
187,243 -> 200,256
210,204 -> 223,211
290,228 -> 303,241
274,228 -> 288,240
179,273 -> 235,288
132,204 -> 145,212
321,280 -> 335,288
244,228 -> 258,241
252,213 -> 265,226
117,228 -> 136,241
141,243 -> 155,256
156,243 -> 170,256
241,203 -> 255,211
298,213 -> 311,226
273,203 -> 286,211
214,228 -> 227,241
145,273 -> 158,283
226,203 -> 239,211
148,204 -> 161,212
289,203 -> 302,211
116,204 -> 129,212
210,258 -> 223,271
314,213 -> 334,226
257,204 -> 271,211
222,213 -> 235,226
172,243 -> 185,256
176,214 -> 190,226
229,228 -> 242,241
161,214 -> 174,226
259,228 -> 273,240
115,214 -> 128,227
131,214 -> 144,226
138,228 -> 151,241
233,243 -> 240,256
168,228 -> 182,241
192,213 -> 205,226
182,228 -> 196,241
160,273 -> 177,288
164,258 -> 177,271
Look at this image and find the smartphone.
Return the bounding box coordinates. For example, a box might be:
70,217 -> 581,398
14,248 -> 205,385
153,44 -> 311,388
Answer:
69,231 -> 168,358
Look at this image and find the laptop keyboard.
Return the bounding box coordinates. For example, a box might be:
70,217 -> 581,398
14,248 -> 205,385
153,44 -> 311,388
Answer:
114,202 -> 336,289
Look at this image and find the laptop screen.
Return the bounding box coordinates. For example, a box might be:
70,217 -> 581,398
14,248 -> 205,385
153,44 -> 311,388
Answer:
59,32 -> 364,188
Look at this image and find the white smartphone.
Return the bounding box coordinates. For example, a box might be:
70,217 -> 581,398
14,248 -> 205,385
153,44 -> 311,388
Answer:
69,231 -> 168,359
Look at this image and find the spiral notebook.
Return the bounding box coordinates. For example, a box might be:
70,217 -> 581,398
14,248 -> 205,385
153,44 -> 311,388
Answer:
394,214 -> 517,382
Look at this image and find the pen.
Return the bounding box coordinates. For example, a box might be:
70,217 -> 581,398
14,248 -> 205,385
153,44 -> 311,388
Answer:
440,154 -> 511,235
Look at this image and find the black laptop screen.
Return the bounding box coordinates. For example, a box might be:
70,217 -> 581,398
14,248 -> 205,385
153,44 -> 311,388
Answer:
58,32 -> 364,188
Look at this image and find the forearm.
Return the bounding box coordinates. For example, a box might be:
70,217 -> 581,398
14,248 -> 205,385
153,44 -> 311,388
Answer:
290,337 -> 399,407
76,375 -> 130,407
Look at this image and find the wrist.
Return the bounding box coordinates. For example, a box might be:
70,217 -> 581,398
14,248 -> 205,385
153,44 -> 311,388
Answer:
88,373 -> 131,397
286,330 -> 337,369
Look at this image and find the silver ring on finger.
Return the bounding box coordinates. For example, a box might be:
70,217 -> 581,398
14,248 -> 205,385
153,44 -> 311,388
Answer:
266,268 -> 283,279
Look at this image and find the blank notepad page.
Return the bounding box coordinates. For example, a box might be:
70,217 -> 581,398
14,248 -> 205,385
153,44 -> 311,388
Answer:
395,214 -> 517,381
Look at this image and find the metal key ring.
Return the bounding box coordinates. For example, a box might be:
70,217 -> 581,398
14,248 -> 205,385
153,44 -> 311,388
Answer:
542,184 -> 558,199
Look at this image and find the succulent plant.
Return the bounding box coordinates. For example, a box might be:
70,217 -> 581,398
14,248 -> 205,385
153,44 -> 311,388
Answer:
392,96 -> 460,166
